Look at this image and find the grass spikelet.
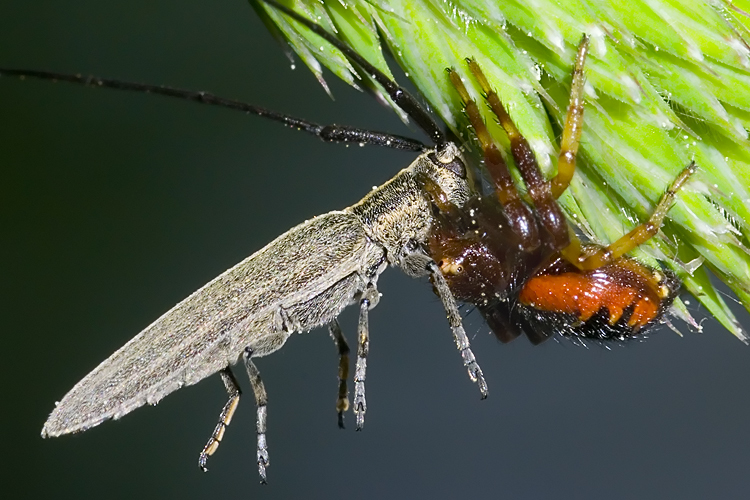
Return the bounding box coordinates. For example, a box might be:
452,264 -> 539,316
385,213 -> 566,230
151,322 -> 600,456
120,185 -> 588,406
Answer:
258,0 -> 750,340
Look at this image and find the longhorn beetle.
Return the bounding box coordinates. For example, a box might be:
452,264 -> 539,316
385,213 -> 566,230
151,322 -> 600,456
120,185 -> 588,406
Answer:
4,0 -> 695,484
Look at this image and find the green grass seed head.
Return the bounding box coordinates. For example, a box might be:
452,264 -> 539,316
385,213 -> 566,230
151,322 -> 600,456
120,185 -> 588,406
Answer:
260,0 -> 750,340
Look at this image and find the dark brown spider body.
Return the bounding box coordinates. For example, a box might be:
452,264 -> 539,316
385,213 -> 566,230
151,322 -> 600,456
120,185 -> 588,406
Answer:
428,35 -> 693,345
427,193 -> 553,344
428,194 -> 552,305
428,187 -> 682,344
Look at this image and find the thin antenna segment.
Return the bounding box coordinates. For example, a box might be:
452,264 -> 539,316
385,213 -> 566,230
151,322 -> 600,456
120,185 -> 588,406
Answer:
0,68 -> 426,152
259,0 -> 447,147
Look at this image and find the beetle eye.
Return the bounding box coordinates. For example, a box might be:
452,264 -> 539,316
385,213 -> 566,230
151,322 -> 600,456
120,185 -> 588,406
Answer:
443,157 -> 466,178
428,152 -> 467,178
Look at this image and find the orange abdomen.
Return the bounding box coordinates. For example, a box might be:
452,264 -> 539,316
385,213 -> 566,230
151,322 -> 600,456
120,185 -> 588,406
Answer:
516,257 -> 679,338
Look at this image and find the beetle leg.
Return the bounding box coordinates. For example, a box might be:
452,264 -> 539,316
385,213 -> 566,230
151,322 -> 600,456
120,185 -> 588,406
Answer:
243,348 -> 269,484
198,368 -> 242,472
328,319 -> 350,429
354,285 -> 377,431
428,260 -> 489,399
561,162 -> 697,270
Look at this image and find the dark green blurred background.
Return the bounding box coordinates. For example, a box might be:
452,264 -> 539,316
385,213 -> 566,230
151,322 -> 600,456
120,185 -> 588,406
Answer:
2,1 -> 750,498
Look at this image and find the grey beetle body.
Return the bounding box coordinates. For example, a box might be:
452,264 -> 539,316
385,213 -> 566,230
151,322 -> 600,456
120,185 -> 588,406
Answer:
41,142 -> 486,481
43,144 -> 468,435
31,0 -> 490,482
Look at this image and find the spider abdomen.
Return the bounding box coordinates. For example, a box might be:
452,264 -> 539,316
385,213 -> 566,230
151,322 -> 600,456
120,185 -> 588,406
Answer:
514,257 -> 681,341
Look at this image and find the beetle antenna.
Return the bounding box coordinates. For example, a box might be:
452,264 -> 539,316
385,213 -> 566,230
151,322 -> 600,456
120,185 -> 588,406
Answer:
258,0 -> 447,147
0,67 -> 427,152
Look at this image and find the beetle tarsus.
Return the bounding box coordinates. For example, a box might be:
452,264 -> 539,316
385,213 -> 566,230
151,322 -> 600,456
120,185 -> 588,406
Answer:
198,368 -> 242,472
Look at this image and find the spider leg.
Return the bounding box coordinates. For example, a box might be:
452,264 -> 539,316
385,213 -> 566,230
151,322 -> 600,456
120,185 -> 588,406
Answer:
561,162 -> 696,271
550,35 -> 590,199
417,171 -> 464,218
448,68 -> 540,251
466,58 -> 568,250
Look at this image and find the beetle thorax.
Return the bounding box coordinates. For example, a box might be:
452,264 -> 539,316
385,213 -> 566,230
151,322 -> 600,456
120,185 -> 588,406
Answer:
350,142 -> 470,262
